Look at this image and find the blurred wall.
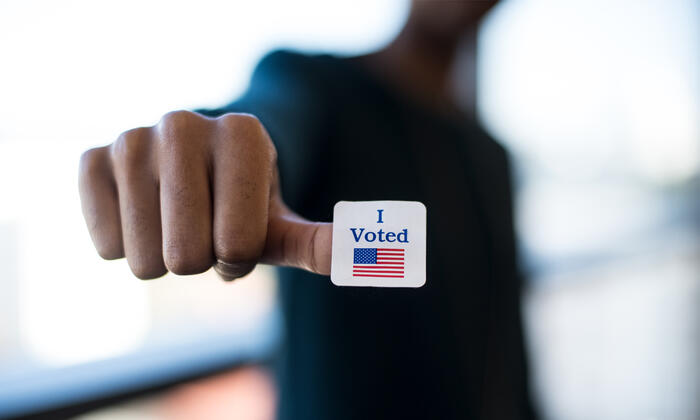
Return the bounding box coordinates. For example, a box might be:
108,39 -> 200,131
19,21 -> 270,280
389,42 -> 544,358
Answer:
479,1 -> 700,419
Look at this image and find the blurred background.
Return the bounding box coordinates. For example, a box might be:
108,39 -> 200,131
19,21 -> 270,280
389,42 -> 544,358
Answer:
0,0 -> 698,419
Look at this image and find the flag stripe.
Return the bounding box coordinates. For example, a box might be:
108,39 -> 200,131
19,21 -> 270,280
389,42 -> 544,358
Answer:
353,267 -> 404,270
354,264 -> 403,267
353,270 -> 404,273
353,274 -> 404,278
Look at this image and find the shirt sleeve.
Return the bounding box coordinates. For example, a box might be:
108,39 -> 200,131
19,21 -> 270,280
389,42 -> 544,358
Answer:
196,50 -> 333,212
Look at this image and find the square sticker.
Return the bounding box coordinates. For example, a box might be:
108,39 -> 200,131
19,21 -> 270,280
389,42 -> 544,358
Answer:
331,201 -> 426,288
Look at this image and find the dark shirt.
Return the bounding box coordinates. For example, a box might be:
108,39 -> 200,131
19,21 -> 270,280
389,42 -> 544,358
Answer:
199,50 -> 536,420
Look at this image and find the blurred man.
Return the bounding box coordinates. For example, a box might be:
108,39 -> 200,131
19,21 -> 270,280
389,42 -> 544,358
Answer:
79,1 -> 536,419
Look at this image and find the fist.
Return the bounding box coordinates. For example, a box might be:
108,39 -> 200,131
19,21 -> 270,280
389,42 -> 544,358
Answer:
79,110 -> 331,280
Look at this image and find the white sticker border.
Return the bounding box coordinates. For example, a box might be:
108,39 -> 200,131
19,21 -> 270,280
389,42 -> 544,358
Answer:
330,200 -> 426,288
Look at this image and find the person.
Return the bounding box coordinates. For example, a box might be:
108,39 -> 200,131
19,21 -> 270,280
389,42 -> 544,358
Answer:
78,1 -> 537,419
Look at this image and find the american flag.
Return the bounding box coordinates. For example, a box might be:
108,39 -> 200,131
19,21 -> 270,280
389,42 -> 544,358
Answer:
353,248 -> 405,278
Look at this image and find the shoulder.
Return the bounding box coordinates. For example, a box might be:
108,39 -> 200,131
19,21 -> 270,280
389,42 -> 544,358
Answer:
198,50 -> 335,118
468,122 -> 512,169
254,49 -> 326,71
249,49 -> 337,91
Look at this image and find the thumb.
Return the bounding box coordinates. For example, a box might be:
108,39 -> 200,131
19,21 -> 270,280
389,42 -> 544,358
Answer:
261,198 -> 332,275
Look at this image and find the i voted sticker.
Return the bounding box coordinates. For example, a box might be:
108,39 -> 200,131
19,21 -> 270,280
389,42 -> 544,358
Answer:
331,201 -> 426,288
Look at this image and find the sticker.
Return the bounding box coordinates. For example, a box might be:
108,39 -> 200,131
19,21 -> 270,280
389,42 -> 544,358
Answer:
331,201 -> 426,288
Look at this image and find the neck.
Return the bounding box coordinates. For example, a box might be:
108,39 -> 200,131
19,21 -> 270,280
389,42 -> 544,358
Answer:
359,22 -> 478,116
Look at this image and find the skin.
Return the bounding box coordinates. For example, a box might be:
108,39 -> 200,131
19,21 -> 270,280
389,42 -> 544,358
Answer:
362,0 -> 496,111
79,1 -> 497,280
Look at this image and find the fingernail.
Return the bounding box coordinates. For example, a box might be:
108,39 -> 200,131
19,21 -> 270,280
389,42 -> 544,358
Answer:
213,259 -> 256,281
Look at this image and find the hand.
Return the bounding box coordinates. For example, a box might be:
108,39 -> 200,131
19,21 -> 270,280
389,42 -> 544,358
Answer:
79,110 -> 332,280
